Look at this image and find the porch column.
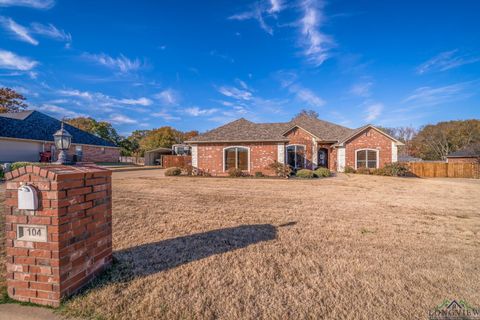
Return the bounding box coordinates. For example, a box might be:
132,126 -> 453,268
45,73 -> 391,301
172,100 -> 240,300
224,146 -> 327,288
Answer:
337,147 -> 346,172
191,144 -> 198,168
277,143 -> 285,164
391,142 -> 398,162
312,138 -> 318,168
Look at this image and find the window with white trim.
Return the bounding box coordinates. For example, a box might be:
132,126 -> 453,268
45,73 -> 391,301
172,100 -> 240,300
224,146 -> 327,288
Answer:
286,145 -> 305,169
224,147 -> 248,170
356,149 -> 378,169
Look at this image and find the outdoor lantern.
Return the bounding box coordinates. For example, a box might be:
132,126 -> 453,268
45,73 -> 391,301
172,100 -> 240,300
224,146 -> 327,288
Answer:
53,122 -> 72,164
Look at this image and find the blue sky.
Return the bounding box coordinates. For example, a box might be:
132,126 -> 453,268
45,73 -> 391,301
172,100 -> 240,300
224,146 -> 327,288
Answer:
0,0 -> 479,136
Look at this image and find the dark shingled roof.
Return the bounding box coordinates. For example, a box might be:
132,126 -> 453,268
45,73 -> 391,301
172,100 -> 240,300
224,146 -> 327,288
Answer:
186,115 -> 355,143
447,143 -> 480,157
0,110 -> 117,147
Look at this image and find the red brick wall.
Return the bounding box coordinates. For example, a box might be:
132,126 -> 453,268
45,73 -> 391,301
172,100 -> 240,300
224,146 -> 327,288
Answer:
196,142 -> 279,176
344,128 -> 393,169
44,143 -> 120,163
284,127 -> 315,169
4,165 -> 112,307
447,157 -> 480,164
193,127 -> 396,174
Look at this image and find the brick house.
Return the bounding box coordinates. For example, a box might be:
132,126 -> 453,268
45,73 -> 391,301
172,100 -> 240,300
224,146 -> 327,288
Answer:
186,115 -> 403,176
0,111 -> 119,163
446,143 -> 480,164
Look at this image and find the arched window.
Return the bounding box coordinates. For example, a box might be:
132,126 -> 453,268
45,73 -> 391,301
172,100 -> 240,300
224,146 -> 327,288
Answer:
356,149 -> 378,169
224,147 -> 249,171
286,145 -> 305,169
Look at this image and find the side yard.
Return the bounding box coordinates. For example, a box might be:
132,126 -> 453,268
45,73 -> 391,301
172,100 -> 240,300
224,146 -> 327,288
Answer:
1,173 -> 480,319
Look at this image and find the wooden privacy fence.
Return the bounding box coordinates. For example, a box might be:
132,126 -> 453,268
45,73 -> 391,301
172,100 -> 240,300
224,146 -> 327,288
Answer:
163,155 -> 192,168
405,162 -> 480,179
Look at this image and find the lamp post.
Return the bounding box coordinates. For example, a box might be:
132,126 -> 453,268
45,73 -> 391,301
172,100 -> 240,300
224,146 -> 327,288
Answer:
53,122 -> 72,164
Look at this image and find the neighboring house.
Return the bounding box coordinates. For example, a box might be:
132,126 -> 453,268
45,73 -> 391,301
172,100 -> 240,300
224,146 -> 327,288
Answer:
0,110 -> 120,163
446,143 -> 480,163
185,115 -> 404,176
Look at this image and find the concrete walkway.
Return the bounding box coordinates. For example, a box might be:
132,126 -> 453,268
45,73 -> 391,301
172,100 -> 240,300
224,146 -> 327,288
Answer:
0,304 -> 71,320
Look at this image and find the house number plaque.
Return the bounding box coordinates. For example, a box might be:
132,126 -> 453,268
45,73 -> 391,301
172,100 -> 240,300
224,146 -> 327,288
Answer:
16,224 -> 48,242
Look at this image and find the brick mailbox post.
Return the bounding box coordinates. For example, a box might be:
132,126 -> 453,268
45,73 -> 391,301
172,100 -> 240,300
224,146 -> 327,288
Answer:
4,164 -> 112,307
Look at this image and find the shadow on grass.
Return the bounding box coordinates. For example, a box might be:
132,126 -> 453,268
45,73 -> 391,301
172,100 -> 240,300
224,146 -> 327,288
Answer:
89,224 -> 277,287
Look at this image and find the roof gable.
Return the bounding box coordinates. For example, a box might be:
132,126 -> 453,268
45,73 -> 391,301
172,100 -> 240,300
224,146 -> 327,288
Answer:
334,125 -> 404,146
187,115 -> 356,143
0,111 -> 117,147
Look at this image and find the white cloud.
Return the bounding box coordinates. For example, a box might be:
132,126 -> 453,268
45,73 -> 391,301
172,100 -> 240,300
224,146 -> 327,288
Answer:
275,70 -> 325,107
288,83 -> 325,107
57,89 -> 93,99
350,82 -> 372,97
228,0 -> 281,35
403,83 -> 471,106
0,17 -> 38,45
416,50 -> 480,74
35,104 -> 84,118
57,88 -> 152,108
109,114 -> 137,125
218,85 -> 253,100
184,106 -> 218,116
0,49 -> 37,70
154,88 -> 179,105
364,103 -> 383,122
268,0 -> 283,13
209,50 -> 235,63
83,53 -> 144,73
298,0 -> 333,66
0,0 -> 54,9
31,22 -> 71,43
118,97 -> 152,106
152,110 -> 180,121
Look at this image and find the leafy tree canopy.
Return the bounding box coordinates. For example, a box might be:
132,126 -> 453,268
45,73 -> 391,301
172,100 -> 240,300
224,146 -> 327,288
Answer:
65,117 -> 121,145
411,119 -> 480,160
0,87 -> 28,113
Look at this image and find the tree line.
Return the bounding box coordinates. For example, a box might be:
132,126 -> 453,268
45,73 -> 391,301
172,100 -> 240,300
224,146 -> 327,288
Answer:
1,89 -> 479,160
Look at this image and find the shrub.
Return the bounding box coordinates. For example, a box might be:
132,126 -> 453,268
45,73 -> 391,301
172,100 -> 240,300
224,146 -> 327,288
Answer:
11,162 -> 32,171
268,161 -> 292,178
356,167 -> 372,175
0,166 -> 4,179
254,171 -> 264,178
296,169 -> 315,178
182,165 -> 194,176
314,167 -> 331,178
228,168 -> 245,177
344,166 -> 356,174
374,163 -> 410,177
165,167 -> 182,176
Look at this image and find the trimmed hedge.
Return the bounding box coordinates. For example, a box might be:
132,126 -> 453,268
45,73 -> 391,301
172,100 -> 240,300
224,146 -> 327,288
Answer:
314,167 -> 331,177
372,163 -> 410,177
296,169 -> 315,179
165,167 -> 182,176
228,168 -> 245,177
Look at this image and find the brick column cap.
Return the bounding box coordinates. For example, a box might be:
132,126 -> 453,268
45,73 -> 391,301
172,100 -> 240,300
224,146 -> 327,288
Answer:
5,164 -> 111,181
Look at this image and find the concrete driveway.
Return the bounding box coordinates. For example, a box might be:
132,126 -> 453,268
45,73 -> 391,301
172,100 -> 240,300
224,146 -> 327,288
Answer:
0,304 -> 70,320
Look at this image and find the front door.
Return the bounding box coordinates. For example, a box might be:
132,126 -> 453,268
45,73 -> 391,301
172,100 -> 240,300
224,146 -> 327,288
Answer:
318,148 -> 328,168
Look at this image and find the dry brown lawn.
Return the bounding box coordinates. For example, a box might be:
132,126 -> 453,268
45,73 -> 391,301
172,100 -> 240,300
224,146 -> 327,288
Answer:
2,171 -> 480,319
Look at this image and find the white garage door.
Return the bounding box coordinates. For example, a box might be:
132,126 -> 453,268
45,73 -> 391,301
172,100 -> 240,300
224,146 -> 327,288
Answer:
0,139 -> 43,162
